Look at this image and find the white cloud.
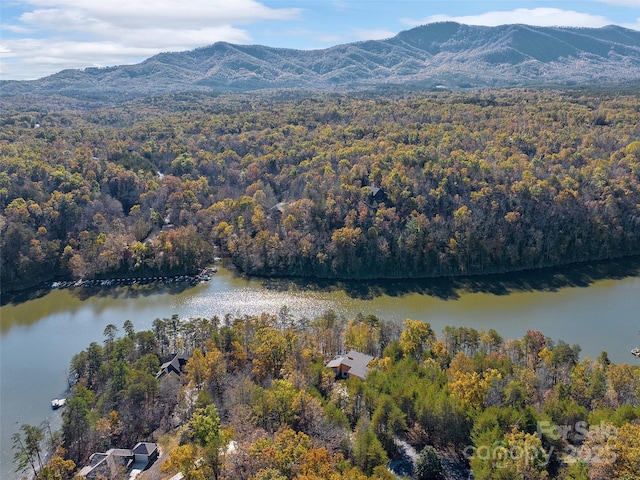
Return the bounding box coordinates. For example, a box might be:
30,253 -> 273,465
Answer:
351,28 -> 396,41
317,34 -> 342,44
19,0 -> 301,28
0,38 -> 160,74
593,0 -> 640,6
331,1 -> 350,12
0,24 -> 34,34
622,18 -> 640,30
403,8 -> 612,29
1,0 -> 302,80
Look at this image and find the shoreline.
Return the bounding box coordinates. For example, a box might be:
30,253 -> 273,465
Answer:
3,254 -> 640,307
1,268 -> 217,307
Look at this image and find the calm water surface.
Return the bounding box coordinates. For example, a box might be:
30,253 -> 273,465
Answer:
1,266 -> 639,479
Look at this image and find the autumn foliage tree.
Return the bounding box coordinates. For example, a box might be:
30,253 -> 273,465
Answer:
3,89 -> 640,290
44,306 -> 640,480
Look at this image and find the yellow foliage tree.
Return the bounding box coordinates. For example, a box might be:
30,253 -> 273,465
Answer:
161,444 -> 206,480
449,368 -> 502,409
612,423 -> 640,479
499,427 -> 550,479
399,319 -> 435,361
35,447 -> 75,480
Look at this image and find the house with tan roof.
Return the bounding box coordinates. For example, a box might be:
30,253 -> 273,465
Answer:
326,350 -> 374,380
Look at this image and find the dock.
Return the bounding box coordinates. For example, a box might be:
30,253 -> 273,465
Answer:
50,269 -> 216,290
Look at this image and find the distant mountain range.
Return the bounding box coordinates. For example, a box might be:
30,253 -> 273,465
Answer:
3,22 -> 640,97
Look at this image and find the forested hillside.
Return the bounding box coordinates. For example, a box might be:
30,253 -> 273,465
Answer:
2,88 -> 640,291
14,312 -> 640,479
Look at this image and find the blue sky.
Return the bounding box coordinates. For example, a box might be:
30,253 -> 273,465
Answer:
1,0 -> 639,80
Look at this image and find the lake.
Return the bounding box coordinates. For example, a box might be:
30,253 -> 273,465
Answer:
1,263 -> 639,479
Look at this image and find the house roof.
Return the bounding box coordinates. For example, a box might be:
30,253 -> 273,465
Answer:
363,185 -> 385,197
133,442 -> 157,455
80,449 -> 133,478
86,453 -> 109,467
156,354 -> 189,378
270,202 -> 288,213
327,350 -> 374,380
107,448 -> 134,457
79,443 -> 158,478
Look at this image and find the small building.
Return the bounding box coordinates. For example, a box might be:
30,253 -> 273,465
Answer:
326,350 -> 374,380
78,448 -> 134,479
270,202 -> 288,214
363,186 -> 387,208
133,442 -> 159,465
268,201 -> 289,219
156,353 -> 189,379
78,442 -> 158,479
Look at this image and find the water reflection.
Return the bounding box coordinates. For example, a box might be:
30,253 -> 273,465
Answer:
231,254 -> 640,301
1,260 -> 640,480
3,256 -> 639,335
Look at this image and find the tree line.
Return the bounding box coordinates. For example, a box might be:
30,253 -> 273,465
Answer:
13,309 -> 640,479
2,88 -> 640,291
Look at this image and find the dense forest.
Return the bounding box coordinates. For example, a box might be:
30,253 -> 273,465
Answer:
2,88 -> 640,292
13,310 -> 640,479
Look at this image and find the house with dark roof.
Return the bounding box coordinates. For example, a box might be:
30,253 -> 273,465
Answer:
133,442 -> 159,465
156,353 -> 189,379
78,442 -> 158,479
363,185 -> 387,207
269,202 -> 288,215
326,350 -> 374,380
77,449 -> 131,479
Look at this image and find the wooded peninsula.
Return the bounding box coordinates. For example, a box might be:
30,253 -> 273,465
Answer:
12,311 -> 640,479
2,88 -> 640,292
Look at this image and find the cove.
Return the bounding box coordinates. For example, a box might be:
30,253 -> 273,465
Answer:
1,261 -> 639,479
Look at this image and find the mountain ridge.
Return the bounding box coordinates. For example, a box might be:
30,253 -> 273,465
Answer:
3,22 -> 640,97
